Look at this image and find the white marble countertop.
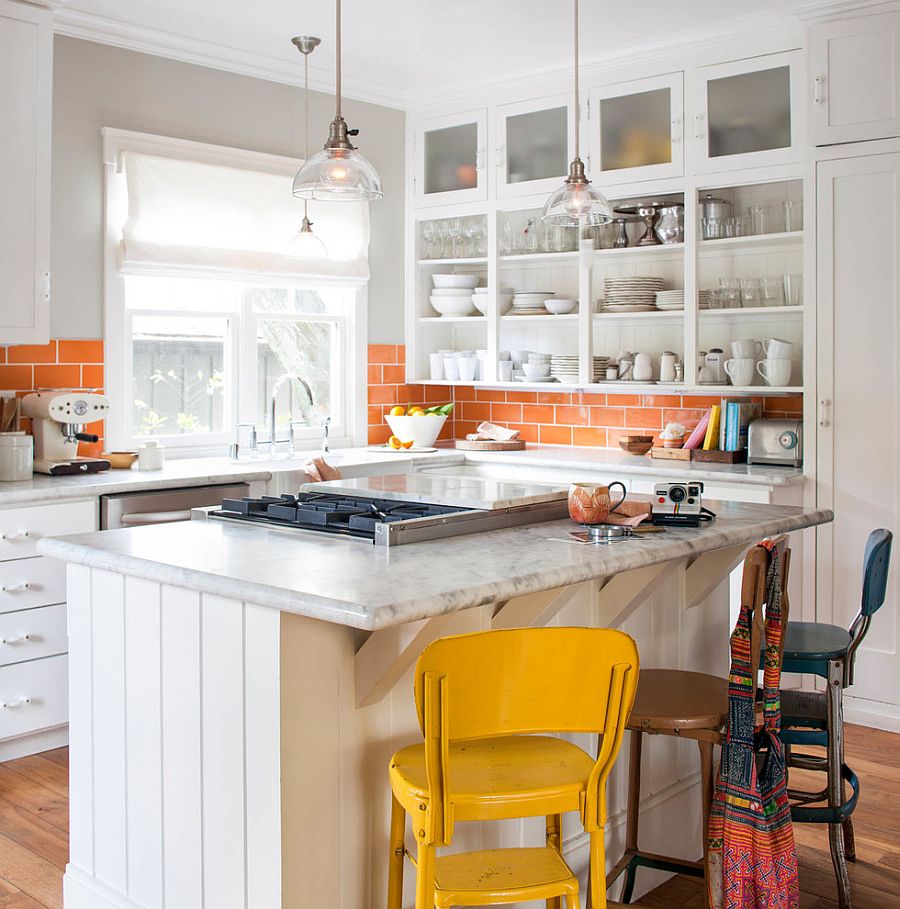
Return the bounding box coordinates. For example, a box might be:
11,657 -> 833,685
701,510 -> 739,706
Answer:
39,499 -> 831,631
455,445 -> 804,487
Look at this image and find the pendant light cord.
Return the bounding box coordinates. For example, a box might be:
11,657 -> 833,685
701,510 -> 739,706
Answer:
573,0 -> 580,160
303,49 -> 310,221
335,0 -> 342,119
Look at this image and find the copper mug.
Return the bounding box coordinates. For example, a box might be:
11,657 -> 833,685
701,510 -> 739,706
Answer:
567,481 -> 627,525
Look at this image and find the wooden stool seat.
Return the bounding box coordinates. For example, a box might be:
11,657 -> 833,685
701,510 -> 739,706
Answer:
628,669 -> 728,733
433,846 -> 578,907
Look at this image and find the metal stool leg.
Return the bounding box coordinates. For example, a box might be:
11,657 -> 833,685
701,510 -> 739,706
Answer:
827,659 -> 852,909
546,814 -> 563,909
387,795 -> 405,909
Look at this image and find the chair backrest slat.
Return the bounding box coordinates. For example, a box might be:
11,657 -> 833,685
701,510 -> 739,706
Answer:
861,529 -> 893,618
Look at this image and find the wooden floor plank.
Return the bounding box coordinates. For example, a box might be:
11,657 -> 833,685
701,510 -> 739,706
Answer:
0,797 -> 68,871
0,760 -> 67,802
0,768 -> 68,834
0,832 -> 62,909
35,751 -> 67,771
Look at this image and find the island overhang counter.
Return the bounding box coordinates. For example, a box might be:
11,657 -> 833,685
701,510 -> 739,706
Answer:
38,499 -> 831,909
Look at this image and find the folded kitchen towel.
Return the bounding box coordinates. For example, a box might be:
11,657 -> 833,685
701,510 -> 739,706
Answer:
605,499 -> 652,527
475,421 -> 520,442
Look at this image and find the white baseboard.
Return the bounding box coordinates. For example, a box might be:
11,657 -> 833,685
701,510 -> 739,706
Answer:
844,695 -> 900,733
0,724 -> 68,762
64,866 -> 148,909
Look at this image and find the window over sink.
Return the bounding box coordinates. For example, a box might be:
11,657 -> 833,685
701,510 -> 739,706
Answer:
103,129 -> 369,454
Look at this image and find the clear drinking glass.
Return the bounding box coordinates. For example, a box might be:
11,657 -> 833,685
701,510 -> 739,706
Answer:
702,217 -> 723,240
748,205 -> 769,235
740,277 -> 761,307
783,200 -> 803,233
719,277 -> 741,308
501,219 -> 514,255
761,276 -> 784,307
783,273 -> 802,306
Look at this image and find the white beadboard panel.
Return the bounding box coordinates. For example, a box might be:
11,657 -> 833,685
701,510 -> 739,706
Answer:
243,604 -> 281,909
200,594 -> 246,909
124,576 -> 163,907
90,569 -> 128,893
67,564 -> 93,876
161,585 -> 203,909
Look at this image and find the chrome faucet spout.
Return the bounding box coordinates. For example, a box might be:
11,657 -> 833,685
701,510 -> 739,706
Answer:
270,374 -> 316,456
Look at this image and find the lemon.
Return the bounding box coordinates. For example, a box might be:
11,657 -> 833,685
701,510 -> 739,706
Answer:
388,435 -> 402,449
412,410 -> 427,417
389,405 -> 405,417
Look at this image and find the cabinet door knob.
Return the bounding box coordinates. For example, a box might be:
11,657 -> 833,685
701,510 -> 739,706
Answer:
813,75 -> 826,105
1,697 -> 32,709
0,633 -> 32,645
0,530 -> 30,541
1,582 -> 31,593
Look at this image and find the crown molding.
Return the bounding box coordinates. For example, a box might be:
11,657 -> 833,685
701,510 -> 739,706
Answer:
52,7 -> 408,110
791,0 -> 900,21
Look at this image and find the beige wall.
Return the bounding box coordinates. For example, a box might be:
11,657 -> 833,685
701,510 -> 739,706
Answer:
50,36 -> 405,343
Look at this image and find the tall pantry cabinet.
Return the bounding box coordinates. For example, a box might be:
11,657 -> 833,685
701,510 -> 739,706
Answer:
811,6 -> 900,724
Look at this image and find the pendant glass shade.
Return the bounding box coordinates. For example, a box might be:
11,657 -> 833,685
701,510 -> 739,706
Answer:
542,160 -> 611,227
292,144 -> 383,202
286,216 -> 328,258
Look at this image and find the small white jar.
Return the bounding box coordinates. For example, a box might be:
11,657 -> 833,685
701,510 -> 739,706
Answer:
0,432 -> 33,481
138,440 -> 165,471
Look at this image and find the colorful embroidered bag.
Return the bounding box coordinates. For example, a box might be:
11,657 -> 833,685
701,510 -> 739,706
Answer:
707,542 -> 800,909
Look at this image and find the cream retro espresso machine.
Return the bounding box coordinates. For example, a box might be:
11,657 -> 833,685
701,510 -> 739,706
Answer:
21,391 -> 111,475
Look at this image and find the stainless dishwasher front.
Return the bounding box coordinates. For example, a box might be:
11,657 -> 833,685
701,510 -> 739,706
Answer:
100,483 -> 251,529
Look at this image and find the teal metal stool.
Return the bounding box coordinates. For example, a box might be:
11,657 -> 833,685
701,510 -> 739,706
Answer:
779,528 -> 893,909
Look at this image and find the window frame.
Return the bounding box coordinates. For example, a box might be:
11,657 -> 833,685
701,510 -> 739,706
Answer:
102,128 -> 368,456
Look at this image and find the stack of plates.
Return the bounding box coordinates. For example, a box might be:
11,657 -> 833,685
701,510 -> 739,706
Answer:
549,355 -> 610,383
698,290 -> 712,310
511,291 -> 555,315
655,289 -> 686,311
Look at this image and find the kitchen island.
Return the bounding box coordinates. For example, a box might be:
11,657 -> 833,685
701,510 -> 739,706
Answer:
39,497 -> 830,909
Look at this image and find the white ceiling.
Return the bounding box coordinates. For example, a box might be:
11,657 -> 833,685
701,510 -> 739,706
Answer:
54,0 -> 829,109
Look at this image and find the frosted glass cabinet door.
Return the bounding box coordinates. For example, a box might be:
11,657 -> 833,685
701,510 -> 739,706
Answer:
809,12 -> 900,146
415,109 -> 487,205
695,52 -> 801,173
590,73 -> 683,184
496,95 -> 572,198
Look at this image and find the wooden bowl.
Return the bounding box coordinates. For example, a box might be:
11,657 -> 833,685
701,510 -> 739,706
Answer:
102,450 -> 139,469
618,435 -> 653,456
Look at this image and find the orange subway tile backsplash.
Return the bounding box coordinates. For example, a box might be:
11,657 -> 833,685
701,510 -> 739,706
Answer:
364,344 -> 805,450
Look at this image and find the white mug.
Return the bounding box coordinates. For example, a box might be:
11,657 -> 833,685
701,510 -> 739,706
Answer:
442,356 -> 460,381
731,339 -> 762,359
429,352 -> 444,381
457,356 -> 478,382
757,358 -> 793,386
763,337 -> 794,359
724,357 -> 757,387
498,360 -> 513,382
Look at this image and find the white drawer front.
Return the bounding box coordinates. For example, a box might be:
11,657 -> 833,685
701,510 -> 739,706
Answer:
0,500 -> 96,561
0,654 -> 68,739
0,603 -> 67,667
0,557 -> 67,614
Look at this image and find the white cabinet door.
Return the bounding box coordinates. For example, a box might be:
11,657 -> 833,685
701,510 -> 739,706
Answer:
495,94 -> 573,199
0,0 -> 51,344
816,151 -> 900,708
589,72 -> 684,185
414,109 -> 488,206
694,51 -> 802,173
809,12 -> 900,146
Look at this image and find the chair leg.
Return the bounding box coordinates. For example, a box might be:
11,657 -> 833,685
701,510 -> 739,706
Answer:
826,659 -> 852,909
604,730 -> 642,904
697,739 -> 715,873
564,892 -> 581,909
589,830 -> 607,909
387,795 -> 406,909
547,815 -> 563,909
415,842 -> 436,909
843,816 -> 857,863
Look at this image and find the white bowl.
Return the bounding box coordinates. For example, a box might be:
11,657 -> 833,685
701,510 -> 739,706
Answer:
522,363 -> 551,379
471,293 -> 514,315
430,287 -> 475,296
430,296 -> 477,316
386,414 -> 447,448
545,298 -> 577,315
432,274 -> 480,289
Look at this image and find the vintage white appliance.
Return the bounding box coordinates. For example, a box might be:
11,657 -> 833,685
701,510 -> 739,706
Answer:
21,391 -> 111,475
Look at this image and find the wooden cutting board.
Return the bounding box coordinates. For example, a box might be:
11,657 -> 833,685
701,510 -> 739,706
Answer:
455,439 -> 526,451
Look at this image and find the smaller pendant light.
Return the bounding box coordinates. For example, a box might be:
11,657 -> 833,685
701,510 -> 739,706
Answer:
287,35 -> 328,258
542,0 -> 611,227
292,0 -> 383,202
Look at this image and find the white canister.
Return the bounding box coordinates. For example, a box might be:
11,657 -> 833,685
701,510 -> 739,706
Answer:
0,432 -> 33,481
138,440 -> 166,471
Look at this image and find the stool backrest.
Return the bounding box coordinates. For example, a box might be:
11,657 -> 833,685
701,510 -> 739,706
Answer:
413,627 -> 639,844
860,529 -> 893,618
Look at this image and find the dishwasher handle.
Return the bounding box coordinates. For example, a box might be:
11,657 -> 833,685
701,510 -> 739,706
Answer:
120,510 -> 192,526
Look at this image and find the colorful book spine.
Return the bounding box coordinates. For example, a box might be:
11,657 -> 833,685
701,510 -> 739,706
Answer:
727,402 -> 740,450
703,405 -> 721,450
684,410 -> 711,450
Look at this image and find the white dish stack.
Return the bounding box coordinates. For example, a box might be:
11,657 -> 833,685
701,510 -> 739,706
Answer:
430,274 -> 479,317
511,291 -> 555,315
549,355 -> 609,383
600,276 -> 665,313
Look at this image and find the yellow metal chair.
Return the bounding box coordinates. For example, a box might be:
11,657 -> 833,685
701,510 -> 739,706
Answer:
387,627 -> 640,909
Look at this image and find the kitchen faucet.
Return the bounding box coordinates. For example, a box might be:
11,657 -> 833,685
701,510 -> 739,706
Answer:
270,374 -> 315,456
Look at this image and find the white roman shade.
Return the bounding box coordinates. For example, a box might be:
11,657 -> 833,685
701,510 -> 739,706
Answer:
119,151 -> 370,282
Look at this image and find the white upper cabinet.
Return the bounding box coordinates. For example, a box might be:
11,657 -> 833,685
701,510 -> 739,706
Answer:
495,94 -> 573,198
414,109 -> 488,206
808,11 -> 900,147
694,51 -> 802,173
0,0 -> 52,345
589,73 -> 684,184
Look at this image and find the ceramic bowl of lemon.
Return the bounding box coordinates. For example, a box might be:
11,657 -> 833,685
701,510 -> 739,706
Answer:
386,406 -> 448,449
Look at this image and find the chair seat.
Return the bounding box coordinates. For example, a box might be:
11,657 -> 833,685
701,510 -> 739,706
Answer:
433,847 -> 577,907
390,735 -> 594,822
628,669 -> 728,733
783,621 -> 852,661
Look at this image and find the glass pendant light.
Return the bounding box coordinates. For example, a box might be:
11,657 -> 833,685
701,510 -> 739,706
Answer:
287,36 -> 328,257
292,0 -> 383,202
542,0 -> 611,227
